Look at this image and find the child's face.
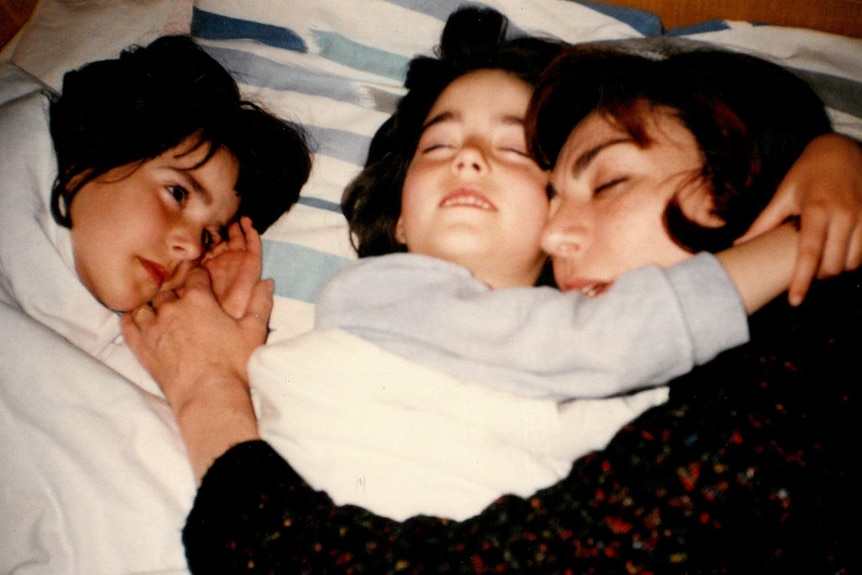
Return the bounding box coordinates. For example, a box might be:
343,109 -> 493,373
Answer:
398,69 -> 549,289
69,136 -> 240,311
542,107 -> 715,293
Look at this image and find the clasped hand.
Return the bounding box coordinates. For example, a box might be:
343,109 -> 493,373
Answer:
121,217 -> 272,413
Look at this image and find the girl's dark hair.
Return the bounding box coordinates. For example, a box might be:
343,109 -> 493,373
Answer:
528,44 -> 832,253
342,7 -> 564,259
50,35 -> 311,234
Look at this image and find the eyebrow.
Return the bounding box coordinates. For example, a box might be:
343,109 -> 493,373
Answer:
567,137 -> 632,178
419,110 -> 526,135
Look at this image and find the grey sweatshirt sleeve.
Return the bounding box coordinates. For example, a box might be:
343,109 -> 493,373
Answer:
315,253 -> 748,400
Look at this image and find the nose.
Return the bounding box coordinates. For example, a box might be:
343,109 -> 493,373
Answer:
169,221 -> 204,262
452,143 -> 487,175
541,197 -> 590,258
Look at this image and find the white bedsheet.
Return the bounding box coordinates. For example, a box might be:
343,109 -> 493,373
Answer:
253,328 -> 668,521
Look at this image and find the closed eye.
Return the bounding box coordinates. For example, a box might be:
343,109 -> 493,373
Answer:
421,143 -> 453,154
500,147 -> 531,158
595,177 -> 628,195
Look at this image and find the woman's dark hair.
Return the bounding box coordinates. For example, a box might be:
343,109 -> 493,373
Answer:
49,35 -> 311,234
342,7 -> 564,259
528,44 -> 832,253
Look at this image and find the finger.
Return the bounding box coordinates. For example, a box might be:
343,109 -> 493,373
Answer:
183,266 -> 214,293
226,219 -> 248,251
202,241 -> 230,262
817,213 -> 855,278
151,289 -> 179,309
245,279 -> 274,325
735,197 -> 792,245
788,255 -> 817,307
845,228 -> 862,271
131,302 -> 158,326
242,217 -> 262,256
119,311 -> 140,340
787,212 -> 828,306
119,314 -> 144,356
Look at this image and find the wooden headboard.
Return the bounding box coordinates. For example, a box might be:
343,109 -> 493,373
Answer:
2,0 -> 862,52
601,0 -> 862,39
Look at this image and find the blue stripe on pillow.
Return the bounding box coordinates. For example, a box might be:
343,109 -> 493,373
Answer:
312,31 -> 410,81
665,20 -> 733,36
306,125 -> 372,166
576,1 -> 663,36
263,241 -> 349,302
201,46 -> 367,105
191,7 -> 308,52
297,196 -> 343,213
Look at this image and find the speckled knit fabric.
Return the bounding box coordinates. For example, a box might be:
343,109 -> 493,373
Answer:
186,272 -> 860,575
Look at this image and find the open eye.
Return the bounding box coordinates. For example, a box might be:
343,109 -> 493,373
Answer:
168,185 -> 189,205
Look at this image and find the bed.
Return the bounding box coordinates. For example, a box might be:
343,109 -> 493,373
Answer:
1,1 -> 861,573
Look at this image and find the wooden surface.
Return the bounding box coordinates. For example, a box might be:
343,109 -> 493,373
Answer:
0,0 -> 37,50
598,0 -> 862,38
1,0 -> 861,54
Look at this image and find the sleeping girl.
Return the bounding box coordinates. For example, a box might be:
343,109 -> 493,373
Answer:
0,35 -> 310,388
122,7 -> 862,524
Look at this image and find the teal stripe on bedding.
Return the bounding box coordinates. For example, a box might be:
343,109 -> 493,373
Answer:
306,125 -> 371,166
191,7 -> 307,52
298,196 -> 343,213
312,31 -> 410,81
263,241 -> 349,303
665,20 -> 733,36
576,1 -> 662,36
202,46 -> 367,105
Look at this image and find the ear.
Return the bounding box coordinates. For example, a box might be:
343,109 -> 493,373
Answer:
394,216 -> 407,245
677,181 -> 726,228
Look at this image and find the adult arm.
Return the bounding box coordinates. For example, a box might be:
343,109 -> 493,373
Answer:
121,268 -> 270,481
737,133 -> 862,304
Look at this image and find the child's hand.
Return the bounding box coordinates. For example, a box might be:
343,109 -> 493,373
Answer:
736,133 -> 862,303
121,268 -> 273,404
202,217 -> 263,319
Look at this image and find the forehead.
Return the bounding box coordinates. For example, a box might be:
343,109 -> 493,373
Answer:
429,69 -> 533,117
555,107 -> 694,171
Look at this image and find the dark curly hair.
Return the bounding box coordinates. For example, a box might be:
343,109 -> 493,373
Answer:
50,35 -> 311,235
527,44 -> 831,253
342,7 -> 564,259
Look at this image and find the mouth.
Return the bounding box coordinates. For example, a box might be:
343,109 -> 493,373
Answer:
439,188 -> 496,211
138,257 -> 169,288
561,279 -> 611,297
